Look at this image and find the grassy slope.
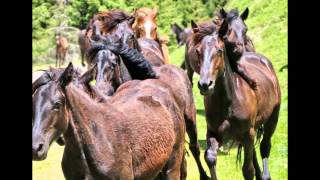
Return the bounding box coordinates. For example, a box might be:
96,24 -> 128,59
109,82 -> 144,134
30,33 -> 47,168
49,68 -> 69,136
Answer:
33,0 -> 287,179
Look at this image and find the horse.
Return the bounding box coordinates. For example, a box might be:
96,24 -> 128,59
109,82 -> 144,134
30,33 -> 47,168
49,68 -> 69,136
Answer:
171,23 -> 192,69
137,37 -> 167,66
133,7 -> 170,64
184,8 -> 255,86
192,18 -> 281,180
89,9 -> 207,179
88,9 -> 166,67
81,9 -> 137,69
171,23 -> 192,47
78,29 -> 92,68
216,8 -> 257,89
86,40 -> 132,96
55,32 -> 69,67
32,63 -> 186,179
87,35 -> 209,179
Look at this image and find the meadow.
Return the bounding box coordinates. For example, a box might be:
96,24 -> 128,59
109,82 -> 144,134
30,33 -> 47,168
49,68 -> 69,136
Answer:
32,0 -> 287,179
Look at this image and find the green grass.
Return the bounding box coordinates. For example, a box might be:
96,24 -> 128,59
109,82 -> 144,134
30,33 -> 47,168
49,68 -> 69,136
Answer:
33,0 -> 287,179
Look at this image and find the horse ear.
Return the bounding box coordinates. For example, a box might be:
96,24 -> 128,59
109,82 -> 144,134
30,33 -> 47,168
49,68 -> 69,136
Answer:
153,7 -> 158,17
79,64 -> 97,85
218,20 -> 228,39
191,20 -> 199,33
220,8 -> 227,18
59,62 -> 74,88
128,16 -> 135,26
241,7 -> 249,20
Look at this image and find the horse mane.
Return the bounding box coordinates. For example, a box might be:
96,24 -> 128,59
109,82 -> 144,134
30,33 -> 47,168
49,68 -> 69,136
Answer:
193,22 -> 217,45
87,42 -> 107,61
134,7 -> 156,20
97,9 -> 131,32
227,9 -> 239,21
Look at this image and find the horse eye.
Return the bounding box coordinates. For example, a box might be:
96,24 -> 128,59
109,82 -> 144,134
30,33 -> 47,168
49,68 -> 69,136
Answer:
53,101 -> 62,111
111,61 -> 117,69
217,48 -> 223,54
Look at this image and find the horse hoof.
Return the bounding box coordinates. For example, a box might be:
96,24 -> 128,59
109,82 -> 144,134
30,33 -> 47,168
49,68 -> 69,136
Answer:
200,175 -> 210,180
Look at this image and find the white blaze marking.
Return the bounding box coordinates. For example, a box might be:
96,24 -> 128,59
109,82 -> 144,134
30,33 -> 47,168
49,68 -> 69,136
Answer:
144,20 -> 153,39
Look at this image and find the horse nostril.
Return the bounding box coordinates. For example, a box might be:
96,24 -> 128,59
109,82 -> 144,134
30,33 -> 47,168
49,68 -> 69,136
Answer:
208,81 -> 213,87
198,81 -> 208,90
36,144 -> 44,152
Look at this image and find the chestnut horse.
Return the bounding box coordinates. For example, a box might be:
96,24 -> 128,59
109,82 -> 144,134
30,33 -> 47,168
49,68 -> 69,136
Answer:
86,35 -> 209,179
32,63 -> 186,179
55,32 -> 69,67
78,29 -> 92,67
133,7 -> 170,64
192,19 -> 280,180
83,9 -> 139,67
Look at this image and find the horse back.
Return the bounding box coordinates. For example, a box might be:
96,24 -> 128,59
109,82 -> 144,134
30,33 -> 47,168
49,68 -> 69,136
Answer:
238,52 -> 281,124
138,38 -> 165,66
110,79 -> 185,179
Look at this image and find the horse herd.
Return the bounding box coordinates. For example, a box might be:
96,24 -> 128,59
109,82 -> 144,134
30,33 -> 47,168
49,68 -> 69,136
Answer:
33,7 -> 281,180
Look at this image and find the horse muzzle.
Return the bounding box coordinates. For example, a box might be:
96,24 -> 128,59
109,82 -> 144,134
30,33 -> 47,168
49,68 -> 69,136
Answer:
198,80 -> 215,96
32,140 -> 48,161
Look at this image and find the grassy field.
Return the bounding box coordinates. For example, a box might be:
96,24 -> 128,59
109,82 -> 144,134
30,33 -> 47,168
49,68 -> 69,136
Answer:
32,0 -> 287,179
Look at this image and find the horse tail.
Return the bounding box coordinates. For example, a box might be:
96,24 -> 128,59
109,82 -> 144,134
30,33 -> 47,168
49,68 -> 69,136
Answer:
255,125 -> 264,146
236,143 -> 242,168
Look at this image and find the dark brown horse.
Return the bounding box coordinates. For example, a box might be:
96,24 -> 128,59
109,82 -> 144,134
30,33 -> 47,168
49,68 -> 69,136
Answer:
32,63 -> 186,179
184,8 -> 255,86
55,32 -> 69,67
87,36 -> 209,179
87,40 -> 132,96
192,19 -> 280,180
216,8 -> 257,89
137,37 -> 166,66
171,23 -> 192,47
133,7 -> 170,64
88,9 -> 166,67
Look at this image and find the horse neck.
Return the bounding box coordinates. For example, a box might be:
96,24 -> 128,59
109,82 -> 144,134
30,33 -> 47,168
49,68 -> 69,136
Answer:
64,84 -> 115,175
218,47 -> 238,103
225,45 -> 241,63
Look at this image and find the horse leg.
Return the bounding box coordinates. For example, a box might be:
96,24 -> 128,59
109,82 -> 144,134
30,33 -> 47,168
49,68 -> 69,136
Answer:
260,104 -> 280,180
164,141 -> 184,180
180,149 -> 187,180
180,60 -> 186,70
81,49 -> 86,67
242,128 -> 256,180
253,148 -> 262,180
56,48 -> 59,67
204,133 -> 219,180
184,58 -> 194,87
62,49 -> 68,66
185,112 -> 209,180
